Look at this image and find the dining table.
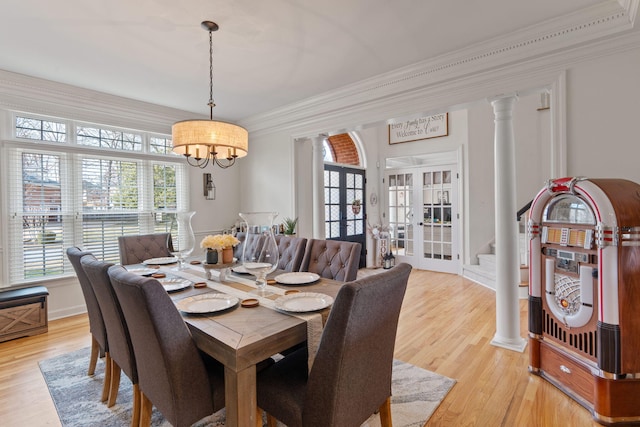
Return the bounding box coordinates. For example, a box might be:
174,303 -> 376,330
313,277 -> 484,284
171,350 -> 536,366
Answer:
127,259 -> 342,427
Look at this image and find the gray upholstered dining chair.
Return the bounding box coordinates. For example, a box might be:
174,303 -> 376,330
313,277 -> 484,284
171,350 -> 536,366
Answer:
80,255 -> 140,427
299,239 -> 361,282
65,248 -> 108,381
117,232 -> 172,265
233,232 -> 246,259
256,262 -> 412,427
107,265 -> 225,427
274,235 -> 307,272
234,231 -> 266,262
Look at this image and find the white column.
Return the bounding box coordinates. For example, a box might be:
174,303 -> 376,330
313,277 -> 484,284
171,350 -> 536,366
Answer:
312,135 -> 326,239
490,95 -> 527,352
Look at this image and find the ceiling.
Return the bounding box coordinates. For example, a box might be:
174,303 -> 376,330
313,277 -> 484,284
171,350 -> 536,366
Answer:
1,0 -> 606,122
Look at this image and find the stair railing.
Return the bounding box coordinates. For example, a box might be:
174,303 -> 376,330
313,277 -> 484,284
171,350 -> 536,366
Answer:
517,199 -> 533,268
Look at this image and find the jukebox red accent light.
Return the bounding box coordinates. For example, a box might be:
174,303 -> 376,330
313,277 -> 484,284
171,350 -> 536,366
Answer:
528,177 -> 640,425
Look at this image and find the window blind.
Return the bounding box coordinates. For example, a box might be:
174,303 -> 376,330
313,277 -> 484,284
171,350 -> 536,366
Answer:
5,137 -> 187,286
7,149 -> 72,283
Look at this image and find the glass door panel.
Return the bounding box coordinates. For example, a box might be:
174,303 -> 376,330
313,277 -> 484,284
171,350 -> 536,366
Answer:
386,163 -> 458,274
323,164 -> 366,267
421,167 -> 454,268
387,172 -> 413,257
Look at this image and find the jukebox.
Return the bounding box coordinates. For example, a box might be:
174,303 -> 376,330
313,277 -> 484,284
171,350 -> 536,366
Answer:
528,177 -> 640,425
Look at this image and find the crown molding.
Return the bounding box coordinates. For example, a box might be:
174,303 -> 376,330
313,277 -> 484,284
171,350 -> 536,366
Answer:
0,70 -> 201,134
241,0 -> 639,138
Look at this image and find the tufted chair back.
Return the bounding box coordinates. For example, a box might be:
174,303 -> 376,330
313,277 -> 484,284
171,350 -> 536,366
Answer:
274,235 -> 307,272
118,233 -> 172,265
300,239 -> 361,282
235,231 -> 266,263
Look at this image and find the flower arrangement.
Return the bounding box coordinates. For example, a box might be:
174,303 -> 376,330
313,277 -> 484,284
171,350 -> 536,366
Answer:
200,234 -> 240,251
367,218 -> 390,239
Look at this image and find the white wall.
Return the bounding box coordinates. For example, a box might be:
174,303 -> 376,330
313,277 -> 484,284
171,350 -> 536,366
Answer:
188,163 -> 243,256
466,102 -> 496,263
464,93 -> 551,264
566,50 -> 640,182
238,131 -> 297,228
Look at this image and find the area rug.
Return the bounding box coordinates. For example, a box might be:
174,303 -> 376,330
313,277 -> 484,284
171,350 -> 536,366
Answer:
39,347 -> 455,427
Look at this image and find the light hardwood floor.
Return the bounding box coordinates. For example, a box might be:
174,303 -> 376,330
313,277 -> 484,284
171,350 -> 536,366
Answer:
0,269 -> 601,426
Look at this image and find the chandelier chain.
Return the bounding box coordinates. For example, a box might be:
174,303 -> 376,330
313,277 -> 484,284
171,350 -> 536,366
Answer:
208,29 -> 215,120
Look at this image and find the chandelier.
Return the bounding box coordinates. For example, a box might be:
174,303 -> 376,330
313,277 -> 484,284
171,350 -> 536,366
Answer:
171,21 -> 248,169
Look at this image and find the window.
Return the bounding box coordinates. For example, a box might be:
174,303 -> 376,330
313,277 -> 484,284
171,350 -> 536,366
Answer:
322,140 -> 334,162
150,136 -> 174,155
5,114 -> 187,286
16,116 -> 66,142
77,125 -> 142,151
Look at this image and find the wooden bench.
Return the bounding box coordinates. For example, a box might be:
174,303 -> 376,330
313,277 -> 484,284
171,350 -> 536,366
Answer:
0,286 -> 49,342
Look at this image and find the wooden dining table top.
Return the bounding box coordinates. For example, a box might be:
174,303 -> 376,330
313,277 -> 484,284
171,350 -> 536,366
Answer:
131,261 -> 343,427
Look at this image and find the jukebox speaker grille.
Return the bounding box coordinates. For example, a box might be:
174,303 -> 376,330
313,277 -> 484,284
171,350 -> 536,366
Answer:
543,308 -> 597,358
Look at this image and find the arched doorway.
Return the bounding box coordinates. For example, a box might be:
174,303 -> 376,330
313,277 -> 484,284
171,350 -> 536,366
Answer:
323,133 -> 366,267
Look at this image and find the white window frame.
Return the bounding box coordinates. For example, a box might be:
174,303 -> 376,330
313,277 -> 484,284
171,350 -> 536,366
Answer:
2,111 -> 188,287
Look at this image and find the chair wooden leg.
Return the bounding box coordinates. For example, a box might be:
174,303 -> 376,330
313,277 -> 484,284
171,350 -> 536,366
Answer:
130,383 -> 141,427
101,352 -> 112,402
378,396 -> 393,427
88,336 -> 99,376
108,359 -> 121,407
256,407 -> 263,427
266,413 -> 278,427
139,390 -> 153,427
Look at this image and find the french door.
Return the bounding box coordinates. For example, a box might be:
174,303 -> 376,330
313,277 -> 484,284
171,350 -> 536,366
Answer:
386,164 -> 459,273
324,164 -> 366,267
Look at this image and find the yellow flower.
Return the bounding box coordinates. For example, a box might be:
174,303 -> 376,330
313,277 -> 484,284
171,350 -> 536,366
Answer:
200,234 -> 240,250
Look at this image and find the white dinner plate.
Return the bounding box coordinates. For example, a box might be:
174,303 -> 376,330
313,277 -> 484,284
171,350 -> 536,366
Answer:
158,278 -> 191,293
274,292 -> 333,313
143,256 -> 178,265
126,267 -> 157,276
274,272 -> 321,285
176,294 -> 239,314
231,265 -> 250,274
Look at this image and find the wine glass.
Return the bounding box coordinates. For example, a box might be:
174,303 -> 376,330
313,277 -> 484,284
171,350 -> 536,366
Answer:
239,212 -> 279,296
167,211 -> 196,270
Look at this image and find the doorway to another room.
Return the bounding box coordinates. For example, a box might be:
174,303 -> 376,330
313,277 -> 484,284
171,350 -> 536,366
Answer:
385,160 -> 460,274
322,134 -> 367,268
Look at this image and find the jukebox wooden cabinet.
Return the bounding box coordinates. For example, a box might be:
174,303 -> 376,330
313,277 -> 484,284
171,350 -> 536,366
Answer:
528,177 -> 640,425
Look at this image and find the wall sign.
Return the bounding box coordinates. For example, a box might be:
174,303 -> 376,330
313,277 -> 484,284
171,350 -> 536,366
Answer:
388,113 -> 448,144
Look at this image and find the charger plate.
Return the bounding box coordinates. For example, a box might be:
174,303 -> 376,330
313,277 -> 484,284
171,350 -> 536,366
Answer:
142,256 -> 178,265
176,294 -> 239,314
125,267 -> 157,276
231,265 -> 250,274
158,278 -> 191,293
274,292 -> 333,313
274,272 -> 320,285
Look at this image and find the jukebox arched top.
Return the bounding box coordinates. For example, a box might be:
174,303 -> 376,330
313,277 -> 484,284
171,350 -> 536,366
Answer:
542,194 -> 596,225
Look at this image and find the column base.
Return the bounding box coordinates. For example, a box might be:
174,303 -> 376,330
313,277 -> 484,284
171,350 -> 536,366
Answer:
490,335 -> 527,352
